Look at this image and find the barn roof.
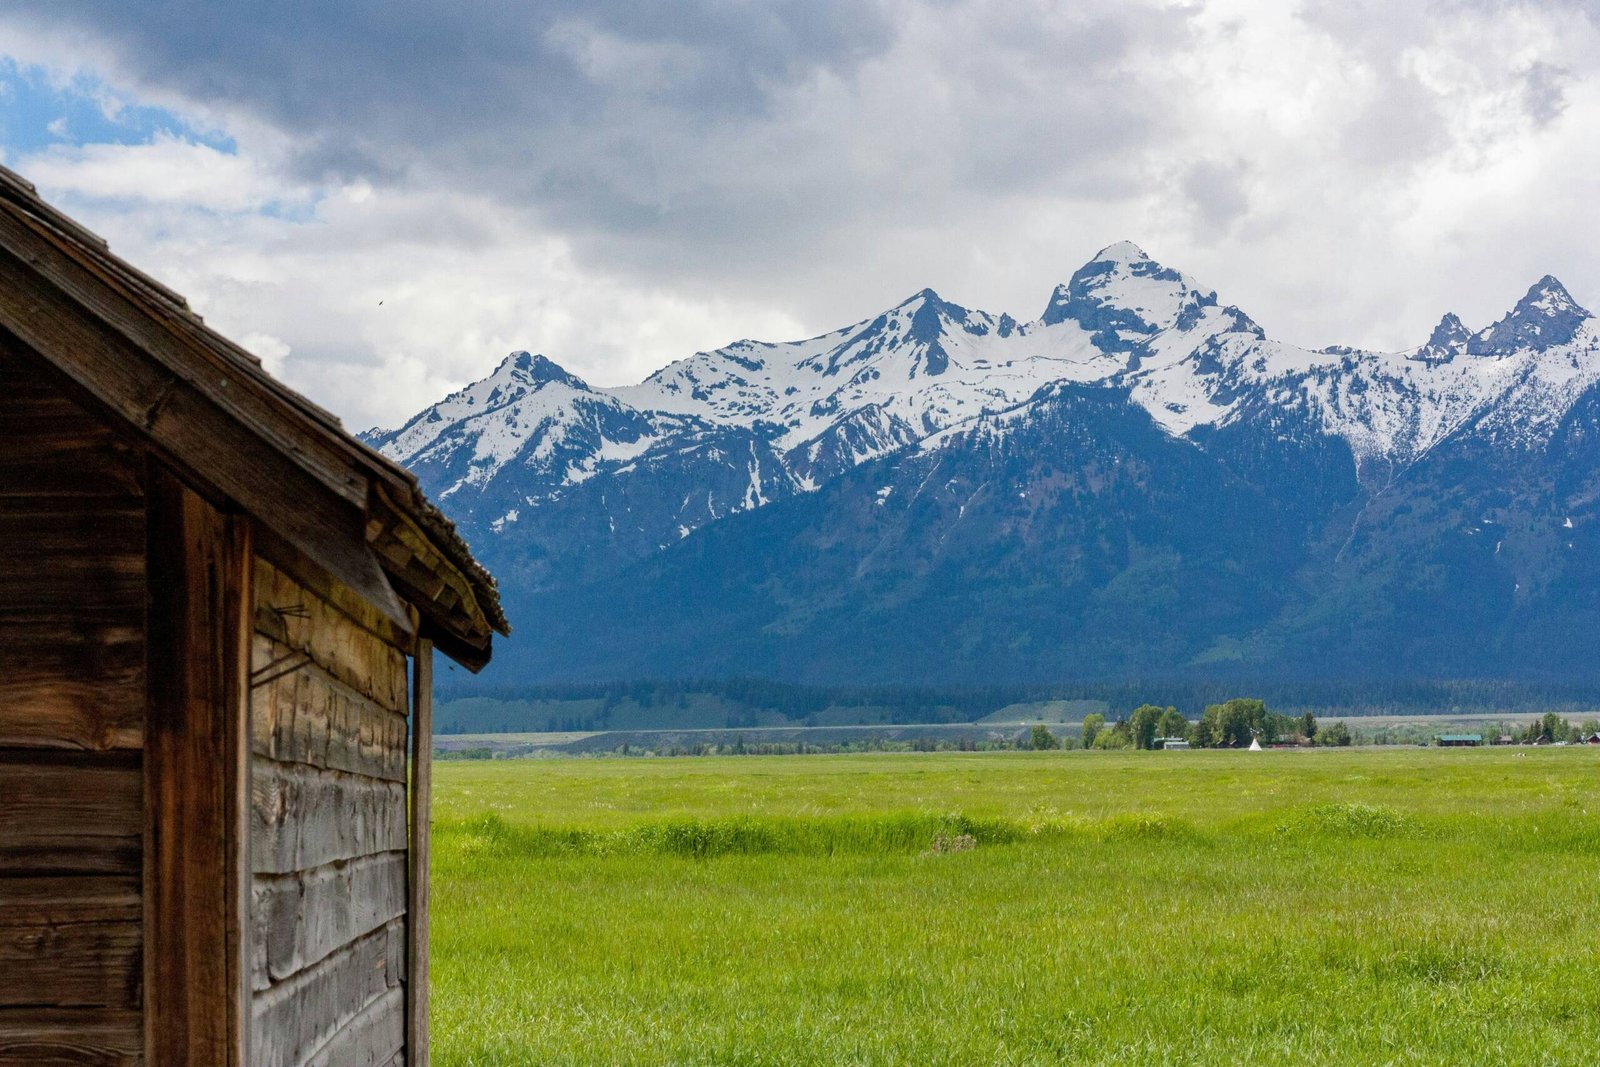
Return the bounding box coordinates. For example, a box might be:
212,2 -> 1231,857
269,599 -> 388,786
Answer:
0,164 -> 508,669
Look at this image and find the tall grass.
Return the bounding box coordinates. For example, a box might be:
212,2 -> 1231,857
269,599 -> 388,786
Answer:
430,749 -> 1600,1066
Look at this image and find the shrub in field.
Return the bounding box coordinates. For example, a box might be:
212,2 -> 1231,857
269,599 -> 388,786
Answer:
928,831 -> 977,853
1029,724 -> 1059,750
1282,802 -> 1413,839
437,810 -> 1038,860
1094,813 -> 1193,840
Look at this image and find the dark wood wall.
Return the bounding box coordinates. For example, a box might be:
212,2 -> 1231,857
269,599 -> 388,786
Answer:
250,558 -> 412,1067
0,351 -> 425,1066
0,353 -> 146,1064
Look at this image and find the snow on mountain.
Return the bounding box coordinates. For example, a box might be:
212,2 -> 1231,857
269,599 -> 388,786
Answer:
371,245 -> 1600,549
1039,240 -> 1221,346
368,351 -> 671,501
612,285 -> 1114,455
1470,276 -> 1592,354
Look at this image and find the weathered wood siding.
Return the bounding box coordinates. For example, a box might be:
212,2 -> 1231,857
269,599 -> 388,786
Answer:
0,354 -> 145,1065
251,558 -> 411,1067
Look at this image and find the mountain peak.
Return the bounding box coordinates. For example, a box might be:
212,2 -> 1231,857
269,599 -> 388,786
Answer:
894,287 -> 945,310
1039,242 -> 1218,352
1469,276 -> 1592,355
1089,239 -> 1153,266
1411,312 -> 1471,364
1519,275 -> 1587,318
493,350 -> 591,390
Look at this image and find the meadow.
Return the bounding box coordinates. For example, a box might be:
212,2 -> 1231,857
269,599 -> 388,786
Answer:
431,748 -> 1600,1065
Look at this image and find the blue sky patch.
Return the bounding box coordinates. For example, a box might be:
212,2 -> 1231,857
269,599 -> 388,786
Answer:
0,56 -> 234,160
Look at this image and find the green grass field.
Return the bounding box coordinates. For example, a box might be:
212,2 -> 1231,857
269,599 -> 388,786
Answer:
431,748 -> 1600,1065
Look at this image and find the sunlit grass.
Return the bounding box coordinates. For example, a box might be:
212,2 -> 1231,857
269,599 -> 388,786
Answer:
432,748 -> 1600,1065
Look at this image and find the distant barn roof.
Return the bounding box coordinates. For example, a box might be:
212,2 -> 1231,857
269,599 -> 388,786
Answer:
0,163 -> 507,668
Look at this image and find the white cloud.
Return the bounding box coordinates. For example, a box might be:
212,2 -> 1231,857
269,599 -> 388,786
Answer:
22,134 -> 306,212
24,171 -> 807,428
1,1 -> 1598,425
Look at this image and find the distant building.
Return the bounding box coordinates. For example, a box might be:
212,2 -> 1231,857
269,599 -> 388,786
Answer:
1437,733 -> 1483,747
1156,737 -> 1189,750
1584,733 -> 1600,745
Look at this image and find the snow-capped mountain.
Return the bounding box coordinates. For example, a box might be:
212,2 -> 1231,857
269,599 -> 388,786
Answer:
369,244 -> 1600,687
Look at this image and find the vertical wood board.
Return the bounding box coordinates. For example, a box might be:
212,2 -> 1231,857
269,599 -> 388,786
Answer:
407,642 -> 432,1067
143,469 -> 249,1067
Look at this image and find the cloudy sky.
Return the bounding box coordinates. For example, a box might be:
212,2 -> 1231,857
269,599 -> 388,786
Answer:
0,1 -> 1595,429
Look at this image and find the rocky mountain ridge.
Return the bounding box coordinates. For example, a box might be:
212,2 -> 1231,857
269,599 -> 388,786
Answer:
367,244 -> 1600,687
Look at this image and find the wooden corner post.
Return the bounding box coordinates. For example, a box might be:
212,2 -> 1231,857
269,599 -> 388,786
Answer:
407,638 -> 434,1066
145,466 -> 252,1066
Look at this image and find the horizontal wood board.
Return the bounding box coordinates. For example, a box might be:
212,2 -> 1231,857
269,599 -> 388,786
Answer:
0,353 -> 147,1059
250,558 -> 412,1067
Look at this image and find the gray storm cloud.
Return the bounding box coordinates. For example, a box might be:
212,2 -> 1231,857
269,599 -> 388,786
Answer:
2,0 -> 1597,429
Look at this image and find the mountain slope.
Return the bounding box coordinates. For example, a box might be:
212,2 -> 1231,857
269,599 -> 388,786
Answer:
369,245 -> 1600,687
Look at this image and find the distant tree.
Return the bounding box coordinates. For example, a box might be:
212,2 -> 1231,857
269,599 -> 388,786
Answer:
1319,721 -> 1352,747
1092,728 -> 1129,750
1081,713 -> 1106,750
1543,712 -> 1565,743
1202,700 -> 1254,748
1260,712 -> 1287,746
1129,705 -> 1163,750
1030,724 -> 1059,751
1157,707 -> 1188,740
1582,718 -> 1600,738
1299,712 -> 1318,741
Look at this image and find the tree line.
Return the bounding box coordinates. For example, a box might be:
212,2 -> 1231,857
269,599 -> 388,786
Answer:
1027,698 -> 1352,750
437,675 -> 1600,735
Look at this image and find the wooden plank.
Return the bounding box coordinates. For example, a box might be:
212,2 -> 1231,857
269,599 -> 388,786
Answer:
251,919 -> 404,1067
144,468 -> 250,1067
0,375 -> 143,498
0,875 -> 141,921
252,528 -> 416,654
0,1008 -> 142,1066
304,987 -> 404,1067
0,920 -> 141,1009
0,620 -> 143,749
254,560 -> 410,715
0,752 -> 142,874
226,533 -> 254,1067
407,641 -> 432,1067
0,507 -> 145,618
250,635 -> 408,783
252,852 -> 407,989
250,758 -> 407,875
0,876 -> 142,1011
0,213 -> 365,507
368,496 -> 489,665
0,306 -> 407,634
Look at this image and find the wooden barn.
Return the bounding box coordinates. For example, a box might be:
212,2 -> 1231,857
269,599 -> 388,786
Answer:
0,165 -> 507,1065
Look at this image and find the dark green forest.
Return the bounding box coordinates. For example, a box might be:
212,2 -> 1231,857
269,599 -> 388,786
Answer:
435,674 -> 1600,735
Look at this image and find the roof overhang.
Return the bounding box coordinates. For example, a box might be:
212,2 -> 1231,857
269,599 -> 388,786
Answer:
0,165 -> 507,668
